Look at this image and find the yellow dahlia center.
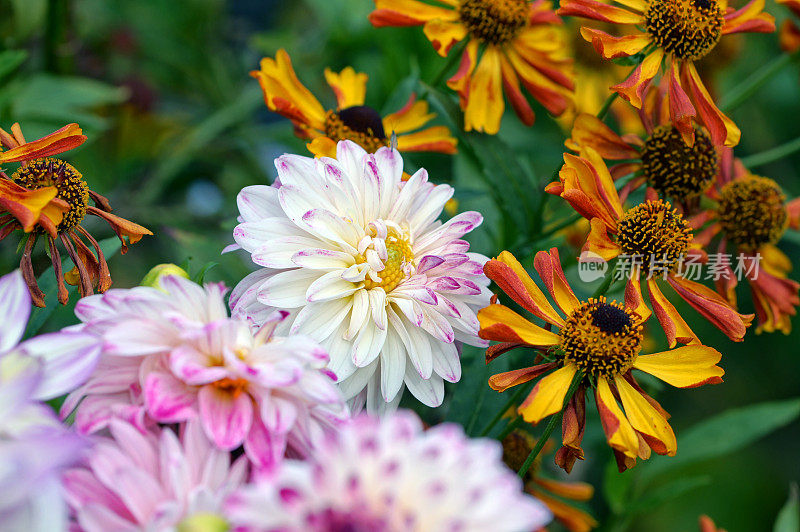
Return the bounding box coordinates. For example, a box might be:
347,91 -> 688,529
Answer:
717,175 -> 787,251
12,158 -> 89,231
324,106 -> 389,153
645,0 -> 724,60
641,125 -> 718,201
459,0 -> 528,45
559,299 -> 642,378
616,199 -> 691,274
358,230 -> 414,292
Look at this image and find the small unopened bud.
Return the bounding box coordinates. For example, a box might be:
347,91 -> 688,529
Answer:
140,263 -> 190,289
176,513 -> 229,532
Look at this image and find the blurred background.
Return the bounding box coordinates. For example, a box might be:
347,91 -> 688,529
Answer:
1,0 -> 799,530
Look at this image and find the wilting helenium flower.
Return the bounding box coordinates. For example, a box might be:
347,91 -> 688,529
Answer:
62,275 -> 348,471
225,410 -> 552,532
229,140 -> 491,412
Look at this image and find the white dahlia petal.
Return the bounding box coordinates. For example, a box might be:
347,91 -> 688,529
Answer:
230,140 -> 490,412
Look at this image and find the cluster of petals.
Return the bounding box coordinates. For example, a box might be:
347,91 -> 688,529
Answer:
369,0 -> 575,134
62,274 -> 349,472
225,410 -> 552,531
63,420 -> 247,531
0,270 -> 100,531
558,0 -> 774,147
478,249 -> 725,471
230,141 -> 490,412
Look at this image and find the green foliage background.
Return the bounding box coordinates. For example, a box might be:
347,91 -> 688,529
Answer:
1,0 -> 799,530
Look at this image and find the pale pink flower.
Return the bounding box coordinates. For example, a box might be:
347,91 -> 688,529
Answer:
225,410 -> 551,532
63,275 -> 349,471
63,420 -> 247,531
229,140 -> 490,413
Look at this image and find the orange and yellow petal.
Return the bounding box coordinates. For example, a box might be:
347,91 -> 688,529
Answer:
532,489 -> 599,532
306,137 -> 339,159
478,304 -> 562,346
648,278 -> 700,347
667,60 -> 697,146
383,95 -> 436,134
615,375 -> 676,456
505,45 -> 573,117
395,127 -> 458,153
368,0 -> 458,27
423,18 -> 469,56
500,53 -> 536,126
533,247 -> 581,315
324,67 -> 368,109
551,150 -> 623,229
558,0 -> 645,23
488,363 -> 558,392
462,45 -> 505,134
448,39 -> 480,106
0,181 -> 62,232
612,48 -> 664,109
586,217 -> 623,260
668,274 -> 753,342
580,27 -> 652,59
484,252 -> 565,326
565,113 -> 640,159
595,377 -> 640,458
722,0 -> 775,35
87,206 -> 152,254
624,274 -> 652,322
634,345 -> 724,388
681,62 -> 740,147
518,364 -> 579,423
779,19 -> 800,53
0,123 -> 86,163
251,49 -> 327,132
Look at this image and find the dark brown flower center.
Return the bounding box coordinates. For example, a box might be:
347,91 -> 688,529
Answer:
717,176 -> 787,251
12,158 -> 89,231
641,125 -> 718,201
616,199 -> 692,274
559,299 -> 642,378
459,0 -> 528,45
645,0 -> 724,60
324,106 -> 388,153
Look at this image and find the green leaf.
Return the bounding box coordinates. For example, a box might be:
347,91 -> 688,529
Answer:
603,459 -> 634,515
10,0 -> 47,38
24,237 -> 122,338
193,262 -> 219,284
640,398 -> 800,482
774,484 -> 800,532
626,476 -> 711,516
0,50 -> 28,82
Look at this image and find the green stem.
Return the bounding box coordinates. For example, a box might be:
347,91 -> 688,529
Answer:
479,382 -> 531,437
516,371 -> 583,478
741,135 -> 800,168
721,50 -> 800,112
592,259 -> 618,298
597,92 -> 620,121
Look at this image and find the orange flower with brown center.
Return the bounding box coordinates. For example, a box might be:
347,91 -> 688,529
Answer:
251,49 -> 457,158
368,0 -> 575,134
557,0 -> 774,147
0,123 -> 152,306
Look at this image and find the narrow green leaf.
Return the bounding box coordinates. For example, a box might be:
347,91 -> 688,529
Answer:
774,484 -> 800,532
626,476 -> 711,516
193,262 -> 219,284
0,50 -> 28,81
640,398 -> 800,482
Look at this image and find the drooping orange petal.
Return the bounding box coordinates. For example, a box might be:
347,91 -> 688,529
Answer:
531,489 -> 599,532
533,248 -> 580,316
586,217 -> 623,260
87,206 -> 152,254
615,375 -> 676,456
667,59 -> 697,147
779,19 -> 800,53
580,27 -> 652,59
612,48 -> 664,109
723,0 -> 775,34
250,49 -> 327,132
488,362 -> 557,392
648,278 -> 700,347
368,0 -> 458,27
447,39 -> 479,107
500,53 -> 536,127
682,62 -> 740,147
634,345 -> 724,388
595,377 -> 640,458
504,45 -> 573,117
0,123 -> 86,163
0,180 -> 61,232
624,274 -> 652,322
557,0 -> 645,23
518,364 -> 578,424
478,304 -> 562,346
486,252 -> 565,326
462,46 -> 505,134
667,274 -> 753,342
324,67 -> 368,109
565,113 -> 640,159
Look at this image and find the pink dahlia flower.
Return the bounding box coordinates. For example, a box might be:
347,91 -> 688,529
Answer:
229,140 -> 490,412
63,420 -> 247,531
63,275 -> 349,471
226,410 -> 551,532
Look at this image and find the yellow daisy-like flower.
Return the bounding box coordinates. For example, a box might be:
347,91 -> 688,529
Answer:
368,0 -> 575,134
480,248 -> 725,472
557,0 -> 775,147
251,49 -> 457,158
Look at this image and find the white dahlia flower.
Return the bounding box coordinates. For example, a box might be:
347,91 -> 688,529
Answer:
229,140 -> 490,412
225,410 -> 552,532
